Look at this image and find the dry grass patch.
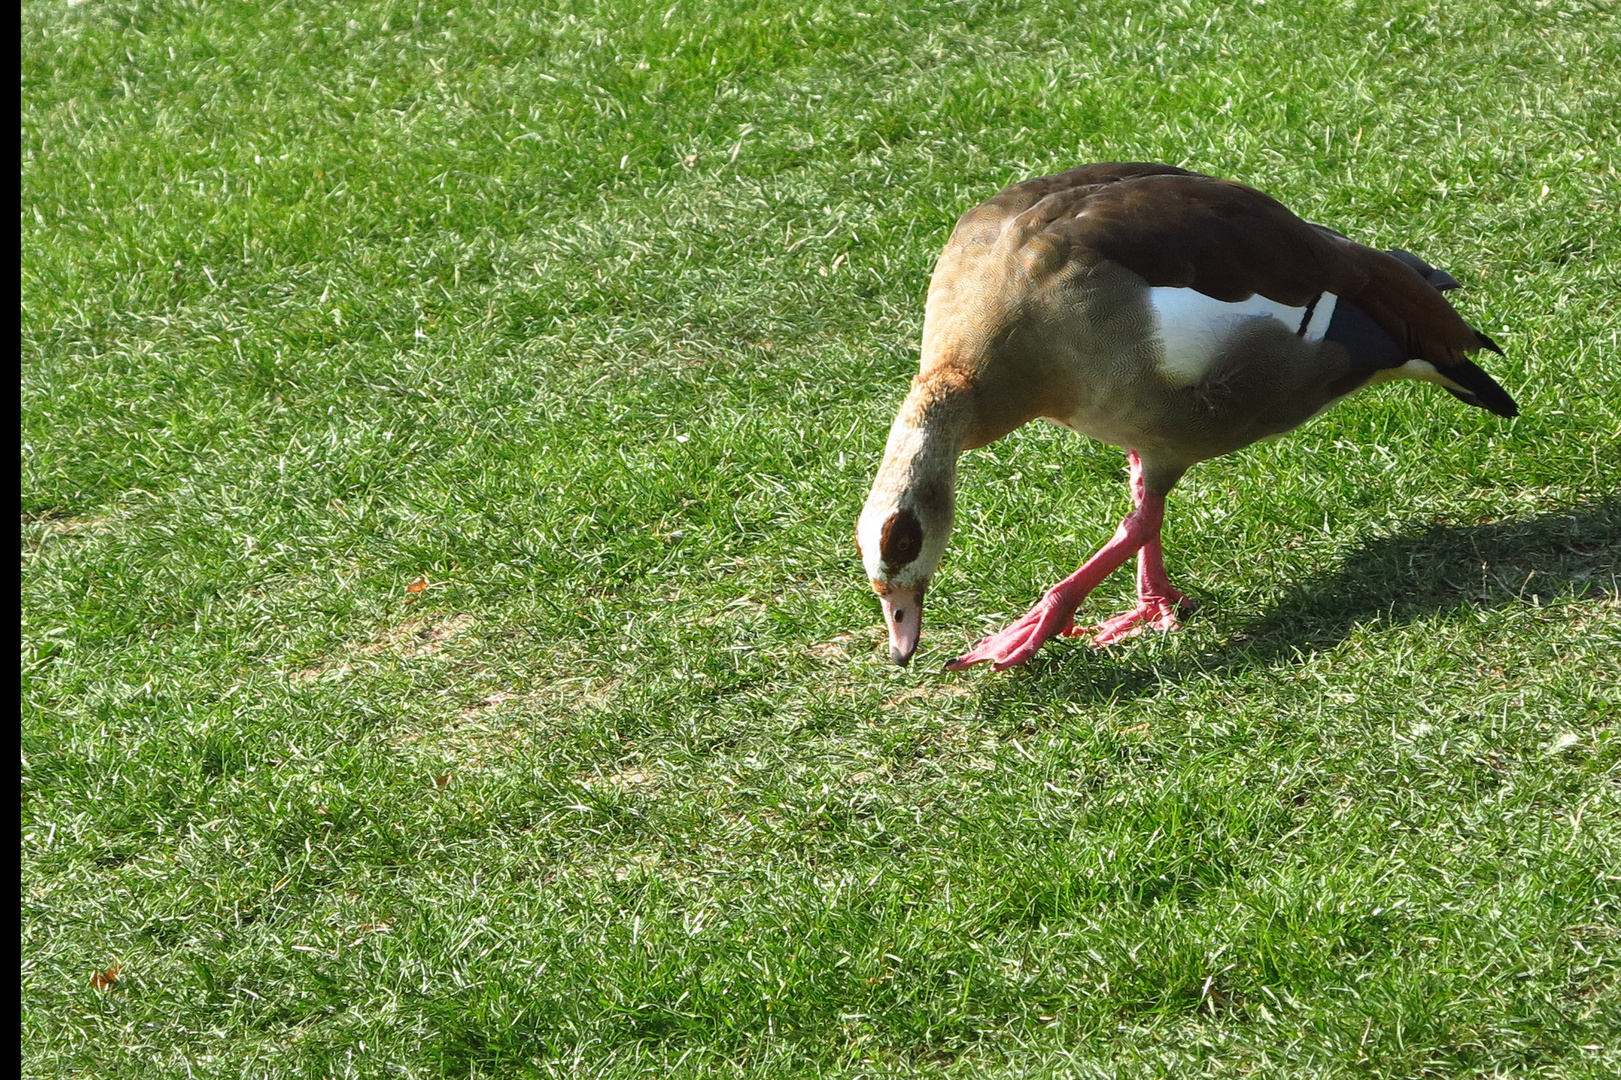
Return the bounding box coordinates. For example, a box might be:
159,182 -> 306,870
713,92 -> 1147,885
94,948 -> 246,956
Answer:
20,513 -> 116,565
392,671 -> 631,771
291,612 -> 479,682
22,513 -> 114,536
357,613 -> 477,657
593,767 -> 659,790
807,632 -> 859,662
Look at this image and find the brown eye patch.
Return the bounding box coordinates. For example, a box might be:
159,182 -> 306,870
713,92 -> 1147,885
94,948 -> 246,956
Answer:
879,508 -> 924,571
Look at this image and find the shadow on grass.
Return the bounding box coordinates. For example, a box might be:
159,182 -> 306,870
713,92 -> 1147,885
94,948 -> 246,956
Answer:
983,495 -> 1621,709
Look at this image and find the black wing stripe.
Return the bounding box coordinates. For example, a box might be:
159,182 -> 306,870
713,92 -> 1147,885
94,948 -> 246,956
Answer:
1295,292 -> 1321,336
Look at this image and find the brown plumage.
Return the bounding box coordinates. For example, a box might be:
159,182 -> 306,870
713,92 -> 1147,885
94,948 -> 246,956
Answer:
857,163 -> 1518,669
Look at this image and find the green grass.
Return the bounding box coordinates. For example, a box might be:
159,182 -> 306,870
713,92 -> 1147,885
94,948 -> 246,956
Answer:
20,0 -> 1620,1076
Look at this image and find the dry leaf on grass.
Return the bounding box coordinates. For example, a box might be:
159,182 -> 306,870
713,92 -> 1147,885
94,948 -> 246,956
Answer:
90,964 -> 120,990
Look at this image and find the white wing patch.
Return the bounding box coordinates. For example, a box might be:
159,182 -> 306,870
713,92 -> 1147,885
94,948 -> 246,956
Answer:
1301,291 -> 1337,340
1147,287 -> 1338,386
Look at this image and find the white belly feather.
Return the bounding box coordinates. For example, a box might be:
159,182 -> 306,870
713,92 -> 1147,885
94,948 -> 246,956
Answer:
1147,287 -> 1338,386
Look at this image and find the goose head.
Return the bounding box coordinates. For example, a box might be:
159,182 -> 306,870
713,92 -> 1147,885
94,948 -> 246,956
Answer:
856,382 -> 966,665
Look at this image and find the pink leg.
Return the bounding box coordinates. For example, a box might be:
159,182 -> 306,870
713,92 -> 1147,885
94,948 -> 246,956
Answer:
1069,452 -> 1193,647
946,481 -> 1167,671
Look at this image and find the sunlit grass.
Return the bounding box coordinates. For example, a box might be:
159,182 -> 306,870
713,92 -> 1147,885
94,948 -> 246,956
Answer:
20,0 -> 1619,1076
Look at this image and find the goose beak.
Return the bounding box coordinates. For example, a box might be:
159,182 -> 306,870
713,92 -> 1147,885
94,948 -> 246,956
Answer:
880,586 -> 924,666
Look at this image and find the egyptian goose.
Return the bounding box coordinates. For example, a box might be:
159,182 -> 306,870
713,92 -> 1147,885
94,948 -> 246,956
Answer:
856,163 -> 1517,670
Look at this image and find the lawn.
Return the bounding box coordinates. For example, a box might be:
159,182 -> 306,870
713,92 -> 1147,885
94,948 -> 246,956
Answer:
19,0 -> 1620,1076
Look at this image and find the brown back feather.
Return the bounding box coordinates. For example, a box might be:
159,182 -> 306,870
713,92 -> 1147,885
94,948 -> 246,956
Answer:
969,165 -> 1489,368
